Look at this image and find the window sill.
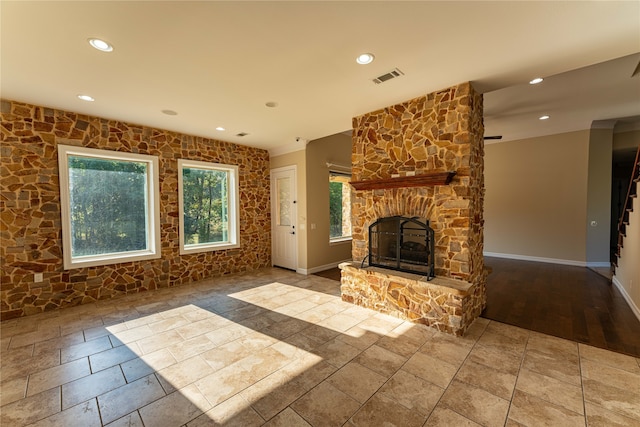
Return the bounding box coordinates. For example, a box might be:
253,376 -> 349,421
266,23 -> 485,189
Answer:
64,250 -> 161,270
180,242 -> 240,255
330,237 -> 352,246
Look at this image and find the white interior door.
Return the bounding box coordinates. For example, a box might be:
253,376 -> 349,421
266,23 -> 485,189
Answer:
271,167 -> 297,270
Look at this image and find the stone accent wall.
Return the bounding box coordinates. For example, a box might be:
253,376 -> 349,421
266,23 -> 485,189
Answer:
0,100 -> 271,320
342,82 -> 486,335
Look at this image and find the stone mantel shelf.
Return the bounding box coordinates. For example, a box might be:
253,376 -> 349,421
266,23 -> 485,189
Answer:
350,171 -> 456,191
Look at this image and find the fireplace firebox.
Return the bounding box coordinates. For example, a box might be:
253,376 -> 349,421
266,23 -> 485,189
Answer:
368,216 -> 435,279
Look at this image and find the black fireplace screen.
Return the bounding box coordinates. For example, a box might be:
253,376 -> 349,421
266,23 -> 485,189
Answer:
368,216 -> 435,279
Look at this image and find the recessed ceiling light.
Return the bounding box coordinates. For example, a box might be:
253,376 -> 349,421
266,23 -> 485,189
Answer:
539,115 -> 550,120
161,109 -> 178,116
356,53 -> 375,65
77,95 -> 94,102
265,102 -> 278,108
529,77 -> 544,85
216,126 -> 225,131
88,38 -> 113,52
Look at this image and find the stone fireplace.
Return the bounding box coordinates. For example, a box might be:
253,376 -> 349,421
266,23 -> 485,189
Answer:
339,82 -> 486,336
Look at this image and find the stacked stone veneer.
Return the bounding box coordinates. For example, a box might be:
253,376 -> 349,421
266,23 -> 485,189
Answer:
1,100 -> 271,320
340,82 -> 486,336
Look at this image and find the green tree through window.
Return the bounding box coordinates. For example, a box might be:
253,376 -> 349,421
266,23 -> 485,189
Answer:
329,173 -> 352,240
58,145 -> 161,269
68,156 -> 148,256
329,181 -> 343,238
182,167 -> 228,245
178,159 -> 239,254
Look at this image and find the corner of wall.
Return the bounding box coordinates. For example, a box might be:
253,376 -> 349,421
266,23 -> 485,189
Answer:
585,127 -> 613,264
305,133 -> 353,271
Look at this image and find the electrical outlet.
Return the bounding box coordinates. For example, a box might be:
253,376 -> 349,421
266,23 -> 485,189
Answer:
34,273 -> 43,283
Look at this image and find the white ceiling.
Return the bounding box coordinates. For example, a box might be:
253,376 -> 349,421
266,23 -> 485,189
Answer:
484,52 -> 640,143
2,1 -> 639,152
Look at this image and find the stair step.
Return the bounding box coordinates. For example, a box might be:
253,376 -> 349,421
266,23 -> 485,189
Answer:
614,147 -> 638,267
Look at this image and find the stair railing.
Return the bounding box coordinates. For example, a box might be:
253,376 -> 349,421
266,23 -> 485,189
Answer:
615,145 -> 640,267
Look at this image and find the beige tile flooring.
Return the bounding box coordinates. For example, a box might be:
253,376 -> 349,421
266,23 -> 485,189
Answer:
2,268 -> 640,427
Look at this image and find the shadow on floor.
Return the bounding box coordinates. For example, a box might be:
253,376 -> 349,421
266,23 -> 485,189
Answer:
313,268 -> 341,282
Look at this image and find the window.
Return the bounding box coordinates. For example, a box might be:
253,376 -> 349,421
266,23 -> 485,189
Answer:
58,145 -> 161,269
329,172 -> 352,241
178,159 -> 240,254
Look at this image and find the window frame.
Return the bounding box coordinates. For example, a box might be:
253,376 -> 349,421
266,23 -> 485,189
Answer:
178,159 -> 240,255
58,145 -> 161,270
329,171 -> 352,243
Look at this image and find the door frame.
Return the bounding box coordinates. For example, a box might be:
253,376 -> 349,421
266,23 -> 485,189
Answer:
270,165 -> 298,271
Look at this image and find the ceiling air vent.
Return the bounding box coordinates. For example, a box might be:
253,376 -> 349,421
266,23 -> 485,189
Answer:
373,68 -> 404,84
236,132 -> 249,137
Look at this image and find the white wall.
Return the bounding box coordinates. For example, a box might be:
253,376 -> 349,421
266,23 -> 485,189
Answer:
305,133 -> 353,273
269,132 -> 353,274
484,130 -> 590,265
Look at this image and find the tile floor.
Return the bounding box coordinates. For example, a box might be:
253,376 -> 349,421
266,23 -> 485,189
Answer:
1,268 -> 640,426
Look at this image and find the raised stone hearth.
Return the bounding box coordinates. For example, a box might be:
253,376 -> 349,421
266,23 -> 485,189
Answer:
340,82 -> 486,336
340,262 -> 483,335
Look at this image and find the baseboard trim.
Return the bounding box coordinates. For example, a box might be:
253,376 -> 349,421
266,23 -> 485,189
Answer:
483,252 -> 587,267
586,262 -> 612,268
612,276 -> 640,323
297,259 -> 351,276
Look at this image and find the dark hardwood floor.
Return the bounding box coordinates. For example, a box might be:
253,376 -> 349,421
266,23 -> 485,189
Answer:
483,257 -> 640,357
314,258 -> 640,357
